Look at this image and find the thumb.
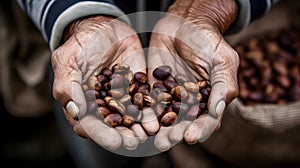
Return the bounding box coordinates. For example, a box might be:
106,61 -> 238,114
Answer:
52,47 -> 87,120
208,64 -> 239,120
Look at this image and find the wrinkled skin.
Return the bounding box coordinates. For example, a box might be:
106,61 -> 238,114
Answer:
51,16 -> 150,150
51,0 -> 240,152
148,0 -> 239,151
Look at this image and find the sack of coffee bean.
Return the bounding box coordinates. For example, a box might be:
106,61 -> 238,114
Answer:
188,1 -> 300,167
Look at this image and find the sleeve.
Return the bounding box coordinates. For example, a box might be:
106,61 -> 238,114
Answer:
226,0 -> 280,34
16,0 -> 130,51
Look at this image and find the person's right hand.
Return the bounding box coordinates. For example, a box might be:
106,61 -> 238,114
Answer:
148,0 -> 239,151
51,15 -> 149,151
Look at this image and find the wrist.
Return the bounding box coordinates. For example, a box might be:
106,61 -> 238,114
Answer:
168,0 -> 238,34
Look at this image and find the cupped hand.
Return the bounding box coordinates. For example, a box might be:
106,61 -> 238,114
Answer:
148,0 -> 239,151
51,15 -> 147,151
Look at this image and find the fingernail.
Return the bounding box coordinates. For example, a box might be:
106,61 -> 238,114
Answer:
215,100 -> 225,118
66,101 -> 79,120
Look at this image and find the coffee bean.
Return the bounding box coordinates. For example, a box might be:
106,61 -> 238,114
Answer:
160,112 -> 177,126
134,72 -> 148,84
104,113 -> 122,127
152,65 -> 172,80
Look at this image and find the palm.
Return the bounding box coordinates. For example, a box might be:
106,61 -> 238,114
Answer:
51,17 -> 147,151
148,16 -> 239,150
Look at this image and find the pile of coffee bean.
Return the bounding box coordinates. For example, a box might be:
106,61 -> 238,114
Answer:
82,64 -> 211,130
236,28 -> 300,105
151,65 -> 210,126
82,64 -> 150,127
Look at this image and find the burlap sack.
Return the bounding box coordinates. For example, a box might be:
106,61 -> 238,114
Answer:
171,1 -> 300,167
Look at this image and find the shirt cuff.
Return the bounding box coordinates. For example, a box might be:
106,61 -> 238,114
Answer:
226,0 -> 251,35
47,1 -> 130,51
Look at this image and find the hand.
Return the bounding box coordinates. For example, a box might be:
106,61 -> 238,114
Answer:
148,0 -> 239,151
51,15 -> 147,150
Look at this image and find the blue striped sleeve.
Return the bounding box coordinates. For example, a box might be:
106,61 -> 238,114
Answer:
227,0 -> 280,34
16,0 -> 130,51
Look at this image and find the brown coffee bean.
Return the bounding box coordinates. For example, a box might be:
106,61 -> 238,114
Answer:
137,84 -> 150,95
273,61 -> 288,75
160,112 -> 177,126
186,105 -> 201,120
249,91 -> 264,102
197,80 -> 207,90
104,113 -> 122,127
150,88 -> 163,100
134,72 -> 148,84
265,92 -> 279,103
199,102 -> 207,110
174,86 -> 189,101
200,88 -> 210,102
112,63 -> 130,74
123,115 -> 135,127
96,99 -> 106,107
153,65 -> 172,80
157,92 -> 172,105
164,79 -> 178,90
97,74 -> 107,85
95,106 -> 110,118
172,102 -> 189,114
289,86 -> 300,101
128,82 -> 138,96
124,70 -> 134,84
102,82 -> 111,91
195,93 -> 203,103
94,82 -> 102,91
104,96 -> 113,104
107,99 -> 126,115
133,93 -> 143,109
87,76 -> 98,90
153,81 -> 168,92
277,75 -> 291,88
174,74 -> 189,85
143,95 -> 156,107
99,90 -> 107,98
183,82 -> 199,93
101,68 -> 113,78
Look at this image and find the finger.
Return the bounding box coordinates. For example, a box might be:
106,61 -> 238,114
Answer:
74,115 -> 122,150
141,107 -> 160,135
154,126 -> 173,152
169,120 -> 192,144
130,123 -> 148,144
184,114 -> 219,144
63,107 -> 77,126
208,47 -> 239,119
52,45 -> 87,119
115,126 -> 139,151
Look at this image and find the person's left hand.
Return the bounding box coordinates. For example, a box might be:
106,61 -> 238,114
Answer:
147,0 -> 239,151
51,15 -> 150,151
